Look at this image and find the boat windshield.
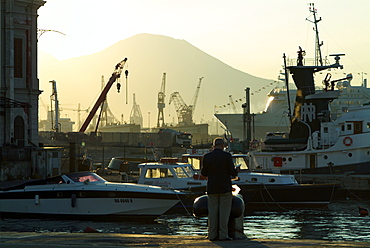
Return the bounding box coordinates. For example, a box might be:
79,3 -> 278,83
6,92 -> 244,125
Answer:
184,157 -> 202,170
144,168 -> 175,179
233,156 -> 249,170
64,172 -> 106,183
142,164 -> 195,179
173,166 -> 193,178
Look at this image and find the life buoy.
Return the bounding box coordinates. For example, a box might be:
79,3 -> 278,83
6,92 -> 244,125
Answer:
343,137 -> 353,146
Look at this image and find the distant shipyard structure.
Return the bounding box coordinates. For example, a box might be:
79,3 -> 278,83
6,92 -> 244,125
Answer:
1,0 -> 62,180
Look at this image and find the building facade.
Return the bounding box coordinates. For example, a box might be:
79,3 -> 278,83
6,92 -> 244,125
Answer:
1,0 -> 45,147
0,1 -> 63,181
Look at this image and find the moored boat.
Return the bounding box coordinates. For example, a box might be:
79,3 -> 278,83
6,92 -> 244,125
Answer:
137,157 -> 256,214
245,5 -> 370,175
138,155 -> 338,212
0,172 -> 182,219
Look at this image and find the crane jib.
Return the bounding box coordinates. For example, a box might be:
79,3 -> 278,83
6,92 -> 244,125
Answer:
78,58 -> 128,133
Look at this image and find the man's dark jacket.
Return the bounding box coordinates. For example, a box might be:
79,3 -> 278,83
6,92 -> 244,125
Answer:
201,148 -> 238,194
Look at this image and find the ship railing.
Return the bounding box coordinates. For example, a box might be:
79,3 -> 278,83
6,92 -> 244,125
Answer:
286,57 -> 332,67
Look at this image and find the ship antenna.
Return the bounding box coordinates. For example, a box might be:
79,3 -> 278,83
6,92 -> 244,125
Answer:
307,3 -> 323,66
283,53 -> 293,124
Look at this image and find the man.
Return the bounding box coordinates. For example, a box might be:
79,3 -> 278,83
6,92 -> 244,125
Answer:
201,137 -> 238,241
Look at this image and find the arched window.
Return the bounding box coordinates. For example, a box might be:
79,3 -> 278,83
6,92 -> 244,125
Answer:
14,116 -> 25,141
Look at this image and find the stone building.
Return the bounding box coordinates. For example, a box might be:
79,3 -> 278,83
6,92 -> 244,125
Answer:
1,0 -> 62,180
1,0 -> 44,146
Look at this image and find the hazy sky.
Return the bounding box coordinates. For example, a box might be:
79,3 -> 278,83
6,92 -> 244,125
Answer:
38,0 -> 369,81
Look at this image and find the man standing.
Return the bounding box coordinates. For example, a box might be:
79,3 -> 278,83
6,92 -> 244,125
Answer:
201,137 -> 238,241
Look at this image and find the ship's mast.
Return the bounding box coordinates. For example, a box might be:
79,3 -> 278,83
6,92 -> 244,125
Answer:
307,3 -> 323,66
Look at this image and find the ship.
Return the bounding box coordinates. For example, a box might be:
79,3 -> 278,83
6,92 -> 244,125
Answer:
244,4 -> 370,175
215,3 -> 369,142
215,75 -> 369,141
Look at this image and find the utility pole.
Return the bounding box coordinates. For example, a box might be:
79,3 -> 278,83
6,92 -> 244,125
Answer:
242,87 -> 251,150
49,80 -> 59,132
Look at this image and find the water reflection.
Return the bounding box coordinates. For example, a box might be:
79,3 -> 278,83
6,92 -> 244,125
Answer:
158,199 -> 370,242
1,200 -> 369,242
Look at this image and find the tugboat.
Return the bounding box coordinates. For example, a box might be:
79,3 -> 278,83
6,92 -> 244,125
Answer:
247,4 -> 370,175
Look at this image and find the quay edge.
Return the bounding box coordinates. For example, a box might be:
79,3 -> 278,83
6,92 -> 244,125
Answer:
1,232 -> 370,248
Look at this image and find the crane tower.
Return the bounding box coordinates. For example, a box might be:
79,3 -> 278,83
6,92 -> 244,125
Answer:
130,93 -> 143,127
157,73 -> 166,127
79,58 -> 128,132
169,77 -> 203,126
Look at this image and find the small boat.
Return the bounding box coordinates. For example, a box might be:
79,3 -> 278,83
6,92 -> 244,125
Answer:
183,153 -> 339,211
138,157 -> 257,214
0,172 -> 182,219
138,157 -> 207,193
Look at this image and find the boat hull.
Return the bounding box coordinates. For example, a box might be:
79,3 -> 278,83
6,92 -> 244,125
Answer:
0,189 -> 180,219
237,183 -> 339,212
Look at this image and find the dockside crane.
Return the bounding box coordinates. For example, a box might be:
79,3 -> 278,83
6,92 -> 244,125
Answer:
157,73 -> 166,128
130,93 -> 143,126
79,58 -> 128,132
169,77 -> 203,126
190,77 -> 203,113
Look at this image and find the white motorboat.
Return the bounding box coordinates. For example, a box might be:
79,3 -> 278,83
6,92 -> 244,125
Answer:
138,157 -> 207,192
139,156 -> 338,212
0,172 -> 182,219
182,153 -> 299,186
137,157 -> 256,213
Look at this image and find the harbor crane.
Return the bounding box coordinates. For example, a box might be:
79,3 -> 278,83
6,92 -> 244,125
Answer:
95,75 -> 121,131
157,73 -> 166,128
130,93 -> 143,126
169,77 -> 203,126
79,58 -> 128,132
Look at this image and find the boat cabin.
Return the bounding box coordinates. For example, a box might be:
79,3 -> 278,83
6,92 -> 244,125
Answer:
137,158 -> 206,191
181,153 -> 250,171
181,154 -> 297,186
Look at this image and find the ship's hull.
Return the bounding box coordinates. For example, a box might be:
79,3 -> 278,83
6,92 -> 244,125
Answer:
0,189 -> 181,219
238,183 -> 339,212
250,132 -> 370,175
0,172 -> 181,219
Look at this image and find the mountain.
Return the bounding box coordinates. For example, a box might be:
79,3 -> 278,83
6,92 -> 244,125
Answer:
38,33 -> 273,129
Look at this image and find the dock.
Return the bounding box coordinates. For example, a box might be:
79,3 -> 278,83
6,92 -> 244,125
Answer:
1,232 -> 369,248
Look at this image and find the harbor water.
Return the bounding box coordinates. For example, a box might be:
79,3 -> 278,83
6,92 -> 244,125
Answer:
1,199 -> 369,242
